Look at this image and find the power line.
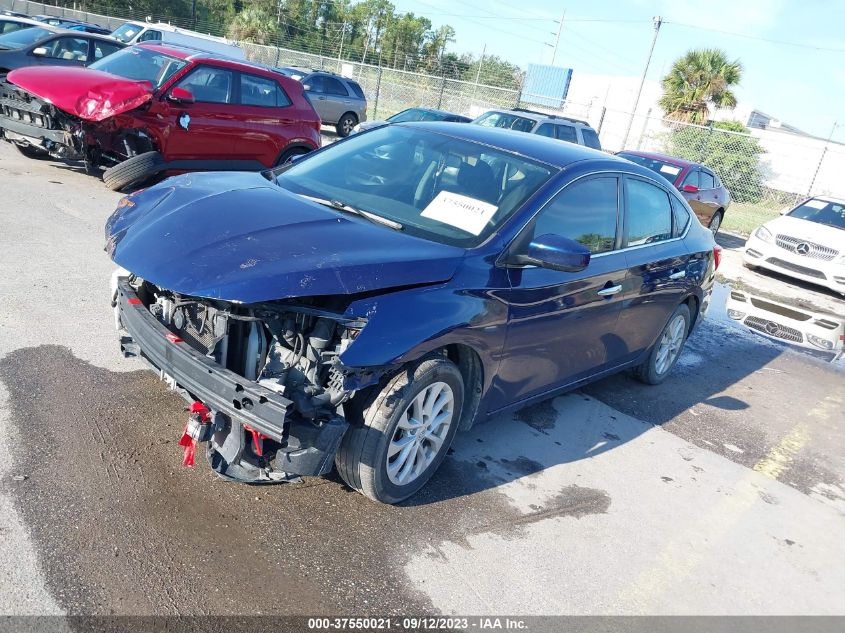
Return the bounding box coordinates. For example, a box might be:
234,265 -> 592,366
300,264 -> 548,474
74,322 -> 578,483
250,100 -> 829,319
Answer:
665,21 -> 845,53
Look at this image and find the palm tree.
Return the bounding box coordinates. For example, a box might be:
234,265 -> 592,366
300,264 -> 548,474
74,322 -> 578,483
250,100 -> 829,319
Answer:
226,7 -> 279,45
659,49 -> 743,124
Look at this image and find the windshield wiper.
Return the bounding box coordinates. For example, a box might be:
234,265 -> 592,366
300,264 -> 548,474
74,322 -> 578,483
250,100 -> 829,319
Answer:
298,194 -> 403,230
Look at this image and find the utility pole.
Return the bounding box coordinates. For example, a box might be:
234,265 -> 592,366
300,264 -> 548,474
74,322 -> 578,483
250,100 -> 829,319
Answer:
621,16 -> 662,149
550,11 -> 565,66
808,120 -> 839,195
474,43 -> 486,86
336,24 -> 345,73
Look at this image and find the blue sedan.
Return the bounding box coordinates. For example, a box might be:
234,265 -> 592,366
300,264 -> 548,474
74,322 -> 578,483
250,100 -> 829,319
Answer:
106,122 -> 719,503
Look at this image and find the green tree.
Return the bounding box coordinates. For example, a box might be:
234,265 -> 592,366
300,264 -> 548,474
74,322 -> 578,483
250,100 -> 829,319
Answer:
227,6 -> 280,44
665,120 -> 766,203
659,49 -> 742,124
460,54 -> 522,90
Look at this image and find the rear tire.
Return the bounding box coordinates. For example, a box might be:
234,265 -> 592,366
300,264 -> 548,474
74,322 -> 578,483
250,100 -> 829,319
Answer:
14,143 -> 50,160
708,211 -> 723,235
335,356 -> 463,504
275,146 -> 311,166
335,112 -> 358,138
633,303 -> 691,385
102,151 -> 163,192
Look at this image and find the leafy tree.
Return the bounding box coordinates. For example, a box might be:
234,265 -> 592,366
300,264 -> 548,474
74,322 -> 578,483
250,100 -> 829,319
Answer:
659,49 -> 742,124
665,120 -> 766,203
460,54 -> 522,90
227,6 -> 279,44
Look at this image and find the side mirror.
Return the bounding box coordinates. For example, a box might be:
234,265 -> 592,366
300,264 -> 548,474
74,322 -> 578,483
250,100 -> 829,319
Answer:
302,84 -> 312,91
682,184 -> 699,193
167,87 -> 195,104
31,47 -> 48,56
511,233 -> 591,273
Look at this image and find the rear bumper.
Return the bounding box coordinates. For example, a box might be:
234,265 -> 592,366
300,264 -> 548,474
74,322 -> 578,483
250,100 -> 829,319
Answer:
115,280 -> 346,476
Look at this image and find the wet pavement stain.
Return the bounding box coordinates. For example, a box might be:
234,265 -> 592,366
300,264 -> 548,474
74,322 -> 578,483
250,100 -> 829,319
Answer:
1,345 -> 591,616
514,399 -> 558,433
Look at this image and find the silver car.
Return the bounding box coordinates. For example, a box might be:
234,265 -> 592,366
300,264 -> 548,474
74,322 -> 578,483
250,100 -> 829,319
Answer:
279,67 -> 367,137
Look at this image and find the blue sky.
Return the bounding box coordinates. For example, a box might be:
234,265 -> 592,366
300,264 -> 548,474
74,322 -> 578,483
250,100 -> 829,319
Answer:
394,0 -> 842,141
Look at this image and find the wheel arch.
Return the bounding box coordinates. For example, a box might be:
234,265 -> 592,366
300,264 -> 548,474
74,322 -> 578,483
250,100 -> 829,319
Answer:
684,293 -> 701,333
443,343 -> 484,432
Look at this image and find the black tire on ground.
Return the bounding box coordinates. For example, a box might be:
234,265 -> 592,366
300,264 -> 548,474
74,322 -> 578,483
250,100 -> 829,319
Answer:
335,112 -> 358,138
275,146 -> 311,166
14,143 -> 50,160
335,356 -> 464,504
102,151 -> 163,192
633,303 -> 692,385
708,210 -> 723,235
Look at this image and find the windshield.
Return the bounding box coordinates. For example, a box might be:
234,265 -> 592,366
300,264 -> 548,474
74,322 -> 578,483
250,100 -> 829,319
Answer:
788,199 -> 845,231
88,46 -> 188,89
617,152 -> 684,183
473,111 -> 536,133
0,26 -> 50,49
111,22 -> 142,43
274,125 -> 555,247
389,108 -> 446,123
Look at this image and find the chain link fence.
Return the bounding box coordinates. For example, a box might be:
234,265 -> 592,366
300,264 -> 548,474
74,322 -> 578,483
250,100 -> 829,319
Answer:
2,0 -> 842,236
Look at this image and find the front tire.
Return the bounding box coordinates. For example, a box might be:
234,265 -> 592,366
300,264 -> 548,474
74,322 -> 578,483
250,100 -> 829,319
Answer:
633,303 -> 691,385
335,356 -> 463,504
335,112 -> 358,138
102,151 -> 163,192
275,146 -> 310,166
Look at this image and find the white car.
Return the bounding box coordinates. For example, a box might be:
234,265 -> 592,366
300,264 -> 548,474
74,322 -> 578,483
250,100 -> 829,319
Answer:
744,196 -> 845,296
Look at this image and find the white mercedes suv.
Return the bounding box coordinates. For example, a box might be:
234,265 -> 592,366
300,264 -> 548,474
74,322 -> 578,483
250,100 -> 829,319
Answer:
744,196 -> 845,296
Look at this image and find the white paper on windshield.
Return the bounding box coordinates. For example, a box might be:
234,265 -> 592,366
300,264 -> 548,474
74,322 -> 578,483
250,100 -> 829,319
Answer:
660,165 -> 681,176
420,191 -> 498,236
805,199 -> 828,209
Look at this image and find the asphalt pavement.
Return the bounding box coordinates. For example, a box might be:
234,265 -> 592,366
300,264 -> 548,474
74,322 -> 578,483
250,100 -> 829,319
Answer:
1,142 -> 844,617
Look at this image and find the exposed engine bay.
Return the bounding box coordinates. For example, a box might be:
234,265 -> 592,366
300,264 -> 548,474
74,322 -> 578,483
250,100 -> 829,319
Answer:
120,275 -> 376,484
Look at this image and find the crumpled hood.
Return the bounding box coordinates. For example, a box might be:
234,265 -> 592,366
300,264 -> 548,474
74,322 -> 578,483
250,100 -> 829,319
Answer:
7,66 -> 153,121
764,215 -> 845,247
105,171 -> 466,304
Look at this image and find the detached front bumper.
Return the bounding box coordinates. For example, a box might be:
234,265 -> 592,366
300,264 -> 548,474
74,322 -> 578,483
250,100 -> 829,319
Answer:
114,279 -> 347,477
744,236 -> 845,294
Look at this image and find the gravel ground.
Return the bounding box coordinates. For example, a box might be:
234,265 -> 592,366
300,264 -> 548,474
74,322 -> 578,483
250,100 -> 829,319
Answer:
1,141 -> 843,619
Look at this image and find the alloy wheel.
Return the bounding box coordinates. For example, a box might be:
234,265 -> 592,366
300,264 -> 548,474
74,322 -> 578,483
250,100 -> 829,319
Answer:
386,381 -> 455,486
655,314 -> 686,375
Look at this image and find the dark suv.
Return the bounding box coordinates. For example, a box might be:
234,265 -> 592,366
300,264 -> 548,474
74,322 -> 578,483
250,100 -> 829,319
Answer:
0,43 -> 321,190
279,67 -> 367,137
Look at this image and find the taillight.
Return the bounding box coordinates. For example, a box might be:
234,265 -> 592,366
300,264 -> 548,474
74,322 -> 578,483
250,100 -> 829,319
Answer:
713,245 -> 722,270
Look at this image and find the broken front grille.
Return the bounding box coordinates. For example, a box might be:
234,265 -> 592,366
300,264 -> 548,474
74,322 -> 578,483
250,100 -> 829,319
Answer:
744,316 -> 803,343
775,234 -> 838,261
0,96 -> 53,129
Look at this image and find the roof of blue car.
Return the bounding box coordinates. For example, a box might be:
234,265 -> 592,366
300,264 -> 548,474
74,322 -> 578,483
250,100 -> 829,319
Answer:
399,121 -> 621,168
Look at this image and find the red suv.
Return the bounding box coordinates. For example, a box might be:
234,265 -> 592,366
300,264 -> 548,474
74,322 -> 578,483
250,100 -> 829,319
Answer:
617,150 -> 731,235
0,43 -> 321,190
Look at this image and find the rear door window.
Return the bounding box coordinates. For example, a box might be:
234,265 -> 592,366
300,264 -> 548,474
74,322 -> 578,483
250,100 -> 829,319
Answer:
241,72 -> 290,107
700,171 -> 715,189
556,124 -> 577,143
93,39 -> 121,60
323,76 -> 349,96
138,29 -> 161,42
533,177 -> 619,254
625,178 -> 674,246
671,198 -> 691,237
536,123 -> 556,138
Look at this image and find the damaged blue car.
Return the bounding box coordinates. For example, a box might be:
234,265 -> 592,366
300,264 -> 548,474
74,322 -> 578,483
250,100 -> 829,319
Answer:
106,122 -> 719,504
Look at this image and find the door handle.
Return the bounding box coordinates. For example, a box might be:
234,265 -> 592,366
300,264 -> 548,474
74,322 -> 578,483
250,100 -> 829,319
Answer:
597,284 -> 622,297
669,270 -> 686,280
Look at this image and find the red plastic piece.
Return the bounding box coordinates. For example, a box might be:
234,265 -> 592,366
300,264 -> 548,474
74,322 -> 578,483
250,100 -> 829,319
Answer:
165,332 -> 183,343
178,402 -> 211,467
127,297 -> 142,305
243,424 -> 268,457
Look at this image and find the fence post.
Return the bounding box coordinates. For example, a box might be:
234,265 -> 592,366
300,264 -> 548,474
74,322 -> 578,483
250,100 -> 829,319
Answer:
437,74 -> 446,109
596,106 -> 606,134
373,65 -> 382,120
698,122 -> 714,162
274,46 -> 281,68
807,146 -> 828,196
636,108 -> 652,150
